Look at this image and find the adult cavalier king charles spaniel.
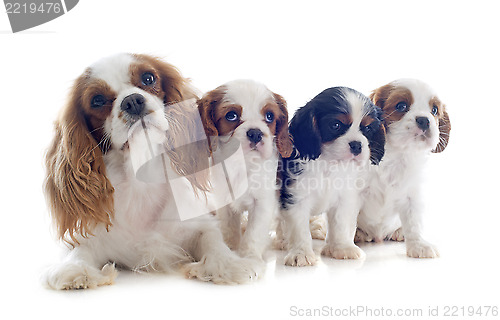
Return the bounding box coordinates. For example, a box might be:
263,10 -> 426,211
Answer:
43,54 -> 261,289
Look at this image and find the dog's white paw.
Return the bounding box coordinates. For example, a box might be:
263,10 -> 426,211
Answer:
182,255 -> 262,284
388,227 -> 405,242
322,244 -> 365,260
43,262 -> 117,290
406,241 -> 439,258
284,249 -> 317,267
309,215 -> 327,240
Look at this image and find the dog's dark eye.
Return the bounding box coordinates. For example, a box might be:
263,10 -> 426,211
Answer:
431,105 -> 438,116
362,125 -> 371,134
330,120 -> 342,131
225,111 -> 239,122
265,111 -> 274,123
141,72 -> 156,86
91,94 -> 106,108
395,102 -> 408,112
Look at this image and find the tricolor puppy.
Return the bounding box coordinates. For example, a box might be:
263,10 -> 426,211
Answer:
280,87 -> 385,266
356,79 -> 451,258
198,79 -> 293,260
43,53 -> 261,289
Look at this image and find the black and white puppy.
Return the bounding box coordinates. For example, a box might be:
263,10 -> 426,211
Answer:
279,87 -> 385,266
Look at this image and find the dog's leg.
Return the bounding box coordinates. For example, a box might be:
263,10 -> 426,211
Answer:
217,205 -> 242,251
239,198 -> 275,260
322,194 -> 365,260
281,203 -> 317,267
397,194 -> 439,258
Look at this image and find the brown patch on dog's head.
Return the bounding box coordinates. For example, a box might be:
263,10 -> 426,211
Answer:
370,84 -> 414,128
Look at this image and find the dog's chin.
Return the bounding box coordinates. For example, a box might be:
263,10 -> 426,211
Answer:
118,118 -> 169,151
337,153 -> 368,166
242,141 -> 273,159
407,130 -> 438,151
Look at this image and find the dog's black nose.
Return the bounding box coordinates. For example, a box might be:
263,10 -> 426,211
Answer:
349,141 -> 362,156
247,128 -> 263,144
416,117 -> 430,131
121,93 -> 146,116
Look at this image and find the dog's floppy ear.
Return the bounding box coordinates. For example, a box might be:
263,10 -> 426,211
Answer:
273,93 -> 293,158
197,87 -> 225,152
370,83 -> 394,131
165,100 -> 211,192
44,74 -> 114,245
432,108 -> 451,153
369,107 -> 386,165
289,102 -> 322,160
369,83 -> 393,109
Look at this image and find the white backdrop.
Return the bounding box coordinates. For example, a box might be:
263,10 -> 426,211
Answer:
1,1 -> 499,319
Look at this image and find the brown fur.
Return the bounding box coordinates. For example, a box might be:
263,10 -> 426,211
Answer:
197,86 -> 227,151
272,93 -> 293,158
336,113 -> 353,126
164,100 -> 211,192
45,54 -> 202,245
370,84 -> 414,127
44,73 -> 114,245
430,96 -> 451,153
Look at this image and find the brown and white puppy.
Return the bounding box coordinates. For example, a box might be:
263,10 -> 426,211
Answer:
357,78 -> 451,258
43,54 -> 262,289
198,79 -> 292,260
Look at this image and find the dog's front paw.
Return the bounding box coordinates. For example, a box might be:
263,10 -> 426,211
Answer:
284,249 -> 317,267
322,244 -> 365,260
388,227 -> 405,242
43,262 -> 117,290
406,241 -> 439,258
182,255 -> 263,284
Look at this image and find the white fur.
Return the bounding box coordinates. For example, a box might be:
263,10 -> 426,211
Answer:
44,54 -> 262,289
212,80 -> 280,260
358,79 -> 442,258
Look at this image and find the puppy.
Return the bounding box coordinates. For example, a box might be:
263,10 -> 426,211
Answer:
43,53 -> 261,289
357,79 -> 451,258
280,87 -> 385,266
198,79 -> 293,260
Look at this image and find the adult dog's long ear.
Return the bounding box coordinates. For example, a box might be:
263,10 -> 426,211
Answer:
369,107 -> 386,165
44,74 -> 114,245
165,100 -> 211,193
288,102 -> 321,160
197,87 -> 225,152
273,93 -> 293,158
432,108 -> 451,153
